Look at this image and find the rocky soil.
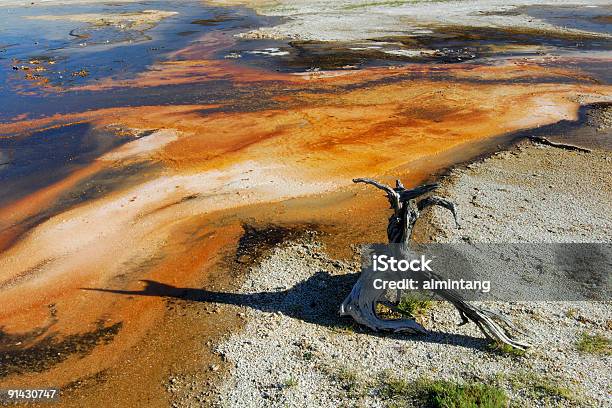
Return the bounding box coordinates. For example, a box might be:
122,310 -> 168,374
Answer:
419,140 -> 612,243
204,138 -> 612,407
211,0 -> 612,42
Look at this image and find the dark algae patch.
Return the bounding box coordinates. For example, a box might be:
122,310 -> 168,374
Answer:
0,322 -> 122,378
191,14 -> 240,26
382,24 -> 611,61
238,21 -> 611,72
235,224 -> 315,266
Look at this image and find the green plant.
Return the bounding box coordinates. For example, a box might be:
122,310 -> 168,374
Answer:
414,379 -> 507,408
284,376 -> 298,388
576,332 -> 611,355
508,372 -> 577,403
488,342 -> 526,357
397,292 -> 433,318
330,324 -> 356,335
320,365 -> 366,399
378,374 -> 508,408
564,308 -> 577,319
530,381 -> 573,401
379,375 -> 411,399
337,367 -> 360,393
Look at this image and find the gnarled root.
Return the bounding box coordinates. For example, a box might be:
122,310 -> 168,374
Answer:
340,277 -> 426,334
342,178 -> 530,350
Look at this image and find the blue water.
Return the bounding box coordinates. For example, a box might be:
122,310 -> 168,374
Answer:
0,2 -> 610,124
521,5 -> 612,35
0,1 -> 273,121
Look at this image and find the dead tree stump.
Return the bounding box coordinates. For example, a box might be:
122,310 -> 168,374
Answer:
340,178 -> 530,350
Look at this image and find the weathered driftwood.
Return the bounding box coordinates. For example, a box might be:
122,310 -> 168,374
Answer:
528,136 -> 591,153
340,178 -> 530,350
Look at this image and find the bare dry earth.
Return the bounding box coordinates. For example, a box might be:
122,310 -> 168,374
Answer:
209,139 -> 612,407
211,0 -> 612,42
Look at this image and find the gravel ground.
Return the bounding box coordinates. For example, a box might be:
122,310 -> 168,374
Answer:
213,242 -> 610,407
217,0 -> 612,42
209,140 -> 611,408
419,141 -> 612,243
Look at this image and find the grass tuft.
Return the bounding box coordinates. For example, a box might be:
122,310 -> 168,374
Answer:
421,380 -> 507,408
488,342 -> 526,357
378,372 -> 507,408
321,365 -> 366,399
284,376 -> 298,388
379,374 -> 411,399
337,367 -> 361,393
576,331 -> 611,355
302,351 -> 314,361
564,308 -> 577,319
508,372 -> 577,403
397,292 -> 433,318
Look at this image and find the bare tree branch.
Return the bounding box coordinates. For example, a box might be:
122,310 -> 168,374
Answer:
341,178 -> 530,350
